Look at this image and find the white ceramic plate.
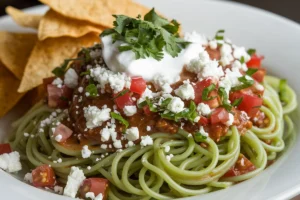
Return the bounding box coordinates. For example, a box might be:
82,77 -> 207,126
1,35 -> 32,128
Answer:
0,0 -> 300,199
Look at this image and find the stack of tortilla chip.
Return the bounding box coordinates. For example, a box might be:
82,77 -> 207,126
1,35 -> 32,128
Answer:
0,0 -> 150,118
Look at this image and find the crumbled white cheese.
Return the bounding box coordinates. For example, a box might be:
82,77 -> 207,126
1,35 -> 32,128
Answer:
123,105 -> 137,116
164,146 -> 170,153
166,154 -> 174,162
64,68 -> 78,89
95,193 -> 104,200
100,144 -> 107,149
174,80 -> 195,100
24,132 -> 29,137
225,113 -> 235,126
219,67 -> 243,94
199,126 -> 209,137
220,43 -> 234,66
78,87 -> 84,93
194,116 -> 200,122
126,127 -> 139,141
55,134 -> 62,142
140,135 -> 153,147
63,167 -> 86,198
86,192 -> 95,199
100,126 -> 117,142
113,140 -> 122,149
197,103 -> 211,116
200,60 -> 224,80
167,97 -> 185,113
208,40 -> 218,49
232,60 -> 248,71
0,151 -> 22,173
54,186 -> 64,195
255,83 -> 264,91
186,50 -> 210,73
146,126 -> 151,131
81,145 -> 92,158
90,66 -> 131,93
24,173 -> 33,183
83,106 -> 111,129
52,77 -> 63,88
153,74 -> 174,93
233,46 -> 251,62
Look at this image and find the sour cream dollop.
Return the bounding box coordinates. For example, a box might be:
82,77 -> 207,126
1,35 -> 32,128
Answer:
101,31 -> 206,84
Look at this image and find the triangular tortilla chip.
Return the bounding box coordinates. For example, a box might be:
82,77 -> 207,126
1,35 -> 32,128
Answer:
39,9 -> 104,40
0,63 -> 25,117
0,32 -> 37,79
39,0 -> 150,28
5,6 -> 42,29
18,33 -> 100,93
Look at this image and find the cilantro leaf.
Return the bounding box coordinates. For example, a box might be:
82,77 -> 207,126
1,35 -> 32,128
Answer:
111,112 -> 129,128
52,58 -> 82,77
86,84 -> 98,97
100,8 -> 188,61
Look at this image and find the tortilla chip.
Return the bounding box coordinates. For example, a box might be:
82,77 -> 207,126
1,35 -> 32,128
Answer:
18,33 -> 100,93
39,0 -> 150,28
5,6 -> 42,29
0,32 -> 37,79
0,63 -> 25,118
39,9 -> 104,40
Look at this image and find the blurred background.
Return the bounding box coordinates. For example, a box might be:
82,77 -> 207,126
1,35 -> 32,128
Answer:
0,0 -> 299,23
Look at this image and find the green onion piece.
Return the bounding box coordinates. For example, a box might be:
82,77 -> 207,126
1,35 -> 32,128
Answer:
231,76 -> 255,91
232,97 -> 243,107
80,70 -> 90,76
240,56 -> 245,64
202,84 -> 217,101
111,112 -> 129,129
194,132 -> 207,142
86,84 -> 98,97
247,48 -> 256,56
160,98 -> 172,108
218,87 -> 232,111
215,29 -> 225,40
137,97 -> 157,112
246,68 -> 258,76
278,79 -> 289,105
113,89 -> 130,100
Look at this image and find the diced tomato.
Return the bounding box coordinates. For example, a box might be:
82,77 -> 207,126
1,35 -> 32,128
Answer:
194,78 -> 219,108
223,154 -> 256,177
114,91 -> 134,109
252,68 -> 266,83
53,124 -> 73,143
130,77 -> 147,95
210,107 -> 229,124
198,116 -> 209,126
79,178 -> 109,200
246,54 -> 264,68
43,77 -> 55,90
143,106 -> 151,115
230,92 -> 263,118
32,165 -> 56,187
47,85 -> 73,108
0,143 -> 12,155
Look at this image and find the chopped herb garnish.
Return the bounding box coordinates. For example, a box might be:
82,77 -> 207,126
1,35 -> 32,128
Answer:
80,70 -> 90,76
247,48 -> 256,56
231,76 -> 255,91
194,132 -> 207,142
232,97 -> 243,107
278,79 -> 289,105
111,112 -> 129,128
100,8 -> 189,61
161,101 -> 198,123
215,29 -> 225,40
218,87 -> 232,111
138,97 -> 158,112
202,84 -> 217,101
160,98 -> 172,108
81,48 -> 92,62
86,84 -> 98,97
246,68 -> 258,76
113,89 -> 130,100
52,58 -> 83,77
240,56 -> 245,64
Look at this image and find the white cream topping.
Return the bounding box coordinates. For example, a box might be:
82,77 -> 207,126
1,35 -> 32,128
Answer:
101,32 -> 205,85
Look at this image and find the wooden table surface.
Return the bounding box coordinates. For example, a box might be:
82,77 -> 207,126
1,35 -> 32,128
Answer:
0,0 -> 299,199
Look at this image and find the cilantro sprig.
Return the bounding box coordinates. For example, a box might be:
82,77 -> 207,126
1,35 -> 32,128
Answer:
100,8 -> 189,61
52,58 -> 83,77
